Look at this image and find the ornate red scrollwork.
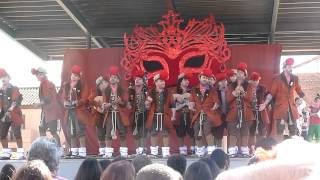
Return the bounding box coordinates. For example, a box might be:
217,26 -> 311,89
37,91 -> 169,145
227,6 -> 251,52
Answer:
121,10 -> 231,86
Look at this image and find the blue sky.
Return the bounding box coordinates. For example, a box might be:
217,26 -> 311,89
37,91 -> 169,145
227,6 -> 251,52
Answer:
0,29 -> 319,87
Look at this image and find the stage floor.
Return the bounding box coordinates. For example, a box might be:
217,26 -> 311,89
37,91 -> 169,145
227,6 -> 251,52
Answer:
0,157 -> 249,179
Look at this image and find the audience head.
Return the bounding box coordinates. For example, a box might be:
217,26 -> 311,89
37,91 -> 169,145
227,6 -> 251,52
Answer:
12,160 -> 52,180
74,158 -> 102,180
185,161 -> 213,180
0,163 -> 15,180
210,149 -> 230,170
27,137 -> 59,173
112,155 -> 127,163
136,163 -> 182,180
99,159 -> 112,171
166,154 -> 187,175
101,160 -> 135,180
132,155 -> 152,174
199,157 -> 220,179
255,137 -> 278,151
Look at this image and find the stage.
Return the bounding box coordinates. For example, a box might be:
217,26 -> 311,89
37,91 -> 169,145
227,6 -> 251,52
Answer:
0,157 -> 248,179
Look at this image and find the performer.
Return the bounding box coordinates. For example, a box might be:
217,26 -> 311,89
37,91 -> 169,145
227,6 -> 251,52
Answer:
172,73 -> 195,155
88,75 -> 109,156
145,71 -> 173,157
212,72 -> 229,148
226,69 -> 237,84
0,68 -> 24,159
61,65 -> 89,158
226,63 -> 254,157
102,66 -> 129,158
190,69 -> 221,157
31,67 -> 62,150
295,97 -> 308,139
208,73 -> 216,88
308,94 -> 320,142
248,72 -> 270,151
260,58 -> 305,141
128,69 -> 148,155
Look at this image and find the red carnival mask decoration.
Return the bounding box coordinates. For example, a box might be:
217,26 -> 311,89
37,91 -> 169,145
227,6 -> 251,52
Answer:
121,10 -> 231,86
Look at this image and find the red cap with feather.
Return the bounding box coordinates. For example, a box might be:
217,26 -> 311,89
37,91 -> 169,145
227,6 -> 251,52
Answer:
284,58 -> 294,66
250,72 -> 261,81
153,71 -> 169,82
0,68 -> 8,78
71,65 -> 82,75
237,62 -> 248,75
216,72 -> 227,82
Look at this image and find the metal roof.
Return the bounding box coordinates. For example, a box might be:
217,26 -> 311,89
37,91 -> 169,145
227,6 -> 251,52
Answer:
0,0 -> 319,61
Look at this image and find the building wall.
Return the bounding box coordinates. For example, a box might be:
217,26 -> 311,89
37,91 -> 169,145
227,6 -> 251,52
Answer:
8,108 -> 66,151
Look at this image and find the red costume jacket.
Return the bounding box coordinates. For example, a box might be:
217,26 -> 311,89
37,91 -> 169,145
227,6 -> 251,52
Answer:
190,86 -> 222,127
146,88 -> 174,130
270,73 -> 304,121
0,84 -> 23,125
39,79 -> 61,122
226,81 -> 255,122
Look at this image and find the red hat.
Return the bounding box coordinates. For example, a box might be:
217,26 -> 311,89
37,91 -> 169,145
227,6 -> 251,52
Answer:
200,69 -> 213,77
71,65 -> 82,75
0,68 -> 8,78
216,72 -> 227,82
226,69 -> 236,77
284,58 -> 294,66
178,73 -> 193,80
132,68 -> 144,79
250,72 -> 261,81
153,71 -> 169,82
109,66 -> 120,76
237,62 -> 248,75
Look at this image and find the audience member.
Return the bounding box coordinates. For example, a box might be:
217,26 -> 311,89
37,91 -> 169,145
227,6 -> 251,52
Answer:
132,155 -> 152,174
255,137 -> 278,151
101,160 -> 135,180
184,161 -> 213,180
199,157 -> 220,179
12,160 -> 52,180
112,155 -> 127,163
99,159 -> 112,171
0,163 -> 15,180
27,137 -> 66,180
166,154 -> 186,175
210,149 -> 230,170
217,138 -> 320,180
136,163 -> 182,180
74,158 -> 102,180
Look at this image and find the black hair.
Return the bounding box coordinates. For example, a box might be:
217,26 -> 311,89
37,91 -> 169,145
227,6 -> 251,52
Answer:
199,157 -> 220,179
0,164 -> 15,180
184,161 -> 213,180
210,149 -> 229,170
132,155 -> 152,175
255,137 -> 278,150
166,154 -> 187,175
99,159 -> 112,171
74,158 -> 102,180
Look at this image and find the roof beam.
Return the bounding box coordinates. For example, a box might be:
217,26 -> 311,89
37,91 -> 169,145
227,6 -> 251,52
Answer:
15,27 -> 85,40
55,0 -> 106,47
18,40 -> 50,60
269,0 -> 280,43
0,15 -> 16,37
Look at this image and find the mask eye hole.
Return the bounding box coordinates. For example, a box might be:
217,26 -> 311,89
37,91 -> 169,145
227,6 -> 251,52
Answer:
184,55 -> 205,68
143,60 -> 164,73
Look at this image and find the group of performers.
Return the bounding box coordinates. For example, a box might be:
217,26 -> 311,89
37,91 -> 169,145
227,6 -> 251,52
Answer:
1,57 -> 319,159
